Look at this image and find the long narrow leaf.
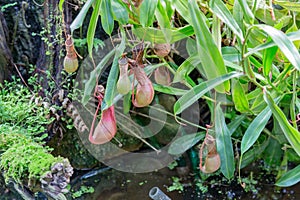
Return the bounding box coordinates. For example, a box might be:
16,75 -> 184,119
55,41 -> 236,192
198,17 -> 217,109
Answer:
255,25 -> 300,71
232,79 -> 249,113
172,0 -> 192,24
102,30 -> 126,109
139,0 -> 158,27
274,0 -> 300,12
237,0 -> 254,24
215,104 -> 235,179
101,0 -> 114,35
133,25 -> 194,44
264,91 -> 300,156
155,0 -> 171,29
188,0 -> 230,93
246,30 -> 300,56
276,165 -> 300,187
209,0 -> 244,41
82,49 -> 116,105
112,0 -> 129,25
153,84 -> 188,96
263,45 -> 278,78
87,0 -> 101,58
241,105 -> 273,154
168,132 -> 205,155
174,72 -> 243,115
70,0 -> 95,33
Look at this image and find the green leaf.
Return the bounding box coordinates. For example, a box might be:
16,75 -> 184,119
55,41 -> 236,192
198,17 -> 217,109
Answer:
172,0 -> 192,24
122,92 -> 131,114
255,25 -> 300,71
153,84 -> 187,96
87,0 -> 101,58
232,79 -> 249,113
274,0 -> 300,12
155,0 -> 171,29
173,54 -> 200,83
186,38 -> 197,57
215,103 -> 235,179
263,137 -> 283,167
263,45 -> 278,78
264,91 -> 300,156
276,165 -> 300,187
82,49 -> 116,105
241,137 -> 269,169
132,25 -> 194,44
209,0 -> 244,41
222,47 -> 241,63
112,0 -> 129,25
228,115 -> 246,136
237,0 -> 254,24
241,104 -> 273,154
168,132 -> 205,155
246,30 -> 300,56
70,0 -> 95,33
139,0 -> 158,27
188,0 -> 229,93
174,72 -> 243,115
59,0 -> 65,12
101,0 -> 114,35
102,30 -> 126,109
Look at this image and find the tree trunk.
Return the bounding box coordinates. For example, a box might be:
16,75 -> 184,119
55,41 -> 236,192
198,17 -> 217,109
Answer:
0,11 -> 13,83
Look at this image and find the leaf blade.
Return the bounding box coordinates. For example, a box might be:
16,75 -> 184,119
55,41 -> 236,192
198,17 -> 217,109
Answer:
139,0 -> 158,27
87,0 -> 101,58
188,0 -> 230,93
255,25 -> 300,71
215,103 -> 235,179
276,165 -> 300,187
82,49 -> 116,105
241,105 -> 273,154
102,30 -> 126,109
101,0 -> 114,35
174,72 -> 243,115
264,91 -> 300,156
70,0 -> 95,33
168,132 -> 205,155
209,0 -> 244,41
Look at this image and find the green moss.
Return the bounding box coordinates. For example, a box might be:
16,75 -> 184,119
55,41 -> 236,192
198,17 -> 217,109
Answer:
0,79 -> 53,138
0,133 -> 62,184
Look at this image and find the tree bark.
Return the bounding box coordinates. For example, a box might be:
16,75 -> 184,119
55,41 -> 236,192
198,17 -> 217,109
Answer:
0,11 -> 13,84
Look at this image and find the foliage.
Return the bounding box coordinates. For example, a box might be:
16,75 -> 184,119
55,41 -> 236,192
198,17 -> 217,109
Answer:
72,186 -> 95,198
0,78 -> 53,137
167,176 -> 184,193
67,0 -> 300,188
0,132 -> 62,184
0,78 -> 68,188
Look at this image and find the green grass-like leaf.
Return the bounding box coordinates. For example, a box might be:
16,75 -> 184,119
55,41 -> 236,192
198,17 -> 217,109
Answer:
188,0 -> 230,93
87,0 -> 101,58
139,0 -> 158,27
70,0 -> 94,33
215,103 -> 235,179
101,0 -> 114,35
264,91 -> 300,156
276,164 -> 300,187
174,72 -> 243,115
209,0 -> 244,41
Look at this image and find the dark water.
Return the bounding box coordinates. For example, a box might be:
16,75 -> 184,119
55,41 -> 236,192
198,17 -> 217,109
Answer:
1,165 -> 299,199
70,167 -> 300,200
